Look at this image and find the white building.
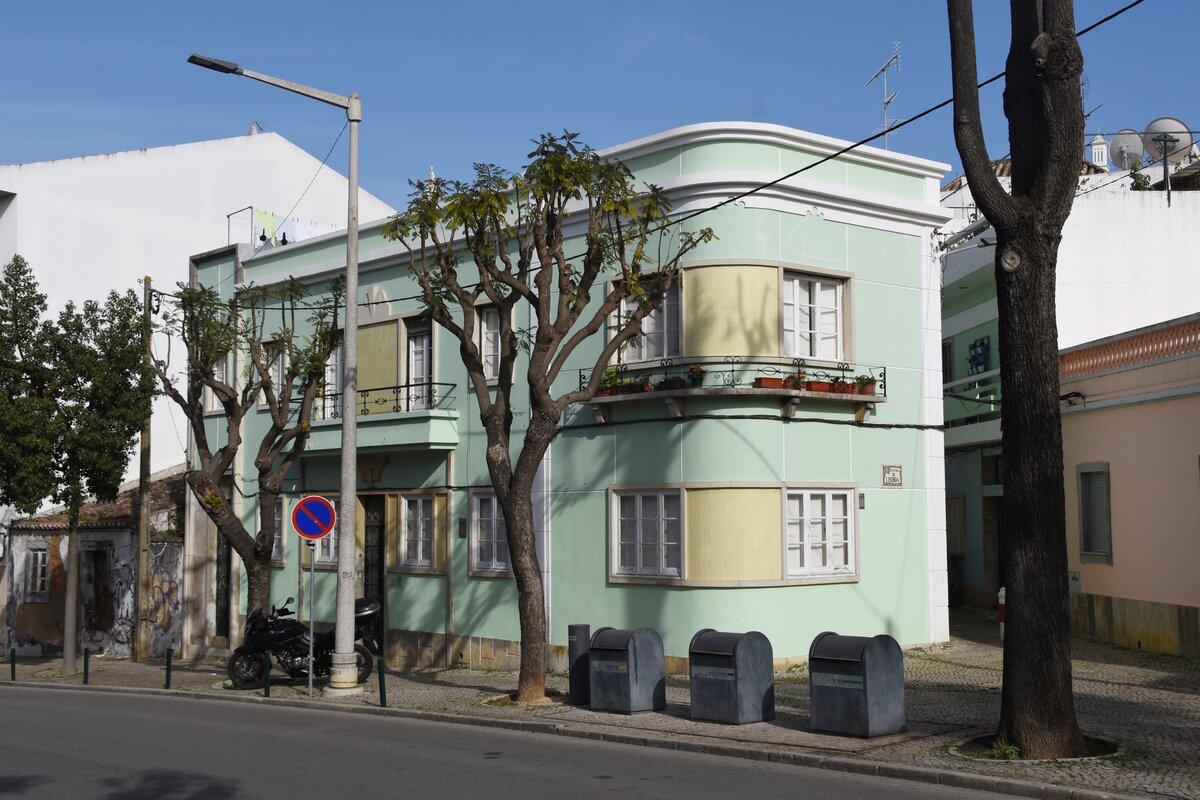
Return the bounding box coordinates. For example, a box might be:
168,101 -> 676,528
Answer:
0,131 -> 395,474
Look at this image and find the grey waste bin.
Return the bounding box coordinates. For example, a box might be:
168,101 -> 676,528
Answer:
689,629 -> 775,724
588,627 -> 665,714
808,631 -> 905,737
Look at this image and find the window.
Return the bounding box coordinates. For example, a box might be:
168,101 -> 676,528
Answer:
204,354 -> 230,413
786,489 -> 855,577
316,498 -> 341,565
26,544 -> 49,600
402,495 -> 434,567
480,307 -> 500,380
614,491 -> 682,578
320,345 -> 342,420
620,285 -> 680,362
941,339 -> 954,383
782,273 -> 843,360
406,322 -> 432,410
256,347 -> 287,408
1078,463 -> 1112,563
271,497 -> 285,564
473,493 -> 509,571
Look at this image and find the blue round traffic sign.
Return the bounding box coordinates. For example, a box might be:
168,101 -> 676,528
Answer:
291,495 -> 337,540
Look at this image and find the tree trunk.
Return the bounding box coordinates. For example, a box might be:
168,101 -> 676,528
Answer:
993,227 -> 1086,759
496,412 -> 556,704
244,558 -> 272,618
61,509 -> 80,675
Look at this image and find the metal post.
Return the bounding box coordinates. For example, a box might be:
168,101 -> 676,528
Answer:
377,657 -> 387,707
83,648 -> 89,685
135,275 -> 152,662
307,540 -> 316,699
165,646 -> 173,689
330,98 -> 363,694
9,648 -> 14,681
263,653 -> 271,698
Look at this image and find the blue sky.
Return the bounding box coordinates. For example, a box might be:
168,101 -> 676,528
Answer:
1,1 -> 1185,207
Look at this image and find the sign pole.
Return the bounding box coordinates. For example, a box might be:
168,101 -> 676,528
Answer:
307,540 -> 316,698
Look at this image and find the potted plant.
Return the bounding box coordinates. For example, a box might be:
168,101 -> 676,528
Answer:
754,375 -> 784,389
783,371 -> 806,390
687,363 -> 706,387
657,376 -> 687,391
853,374 -> 877,396
831,377 -> 850,393
805,375 -> 834,393
595,367 -> 621,397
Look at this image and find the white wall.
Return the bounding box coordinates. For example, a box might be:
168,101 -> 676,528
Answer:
0,132 -> 395,475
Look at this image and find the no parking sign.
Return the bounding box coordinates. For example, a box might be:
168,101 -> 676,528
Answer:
291,495 -> 336,540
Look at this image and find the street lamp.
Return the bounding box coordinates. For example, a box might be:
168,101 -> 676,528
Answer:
188,53 -> 363,695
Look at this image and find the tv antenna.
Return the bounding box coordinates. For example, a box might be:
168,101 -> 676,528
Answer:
867,42 -> 901,149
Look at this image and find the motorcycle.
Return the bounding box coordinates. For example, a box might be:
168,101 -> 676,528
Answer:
227,596 -> 381,690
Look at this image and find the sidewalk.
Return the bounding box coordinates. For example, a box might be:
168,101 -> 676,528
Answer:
5,609 -> 1197,800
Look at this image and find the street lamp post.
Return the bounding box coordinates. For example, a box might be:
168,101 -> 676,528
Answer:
188,54 -> 363,694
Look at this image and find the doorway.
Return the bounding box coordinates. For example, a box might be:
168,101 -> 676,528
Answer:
361,495 -> 387,652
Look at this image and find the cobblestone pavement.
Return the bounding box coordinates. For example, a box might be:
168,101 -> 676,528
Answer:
5,609 -> 1197,800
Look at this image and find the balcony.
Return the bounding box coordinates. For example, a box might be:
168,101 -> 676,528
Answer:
580,357 -> 887,422
943,369 -> 1001,448
299,382 -> 460,451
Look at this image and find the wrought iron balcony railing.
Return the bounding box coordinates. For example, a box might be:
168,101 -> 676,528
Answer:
579,356 -> 887,400
304,382 -> 457,420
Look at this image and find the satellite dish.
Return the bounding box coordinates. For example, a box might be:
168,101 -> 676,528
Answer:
1142,117 -> 1194,164
1110,129 -> 1144,170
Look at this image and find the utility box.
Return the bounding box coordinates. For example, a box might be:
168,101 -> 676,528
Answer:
808,631 -> 905,737
588,627 -> 666,714
688,629 -> 775,724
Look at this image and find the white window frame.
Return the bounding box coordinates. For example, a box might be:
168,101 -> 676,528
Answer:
612,490 -> 683,579
479,306 -> 501,381
26,543 -> 50,601
316,497 -> 340,565
782,272 -> 843,360
406,321 -> 432,411
271,497 -> 285,564
203,353 -> 231,413
785,488 -> 856,578
402,494 -> 434,568
1078,462 -> 1112,564
619,284 -> 680,363
472,492 -> 509,573
319,344 -> 342,420
256,346 -> 288,409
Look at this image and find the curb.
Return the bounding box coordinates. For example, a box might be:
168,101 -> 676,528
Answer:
0,681 -> 1141,800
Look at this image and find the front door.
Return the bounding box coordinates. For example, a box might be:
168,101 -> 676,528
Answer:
361,495 -> 387,652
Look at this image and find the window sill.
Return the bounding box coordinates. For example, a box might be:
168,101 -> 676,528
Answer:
609,574 -> 859,588
469,567 -> 513,579
1080,552 -> 1112,565
390,565 -> 444,576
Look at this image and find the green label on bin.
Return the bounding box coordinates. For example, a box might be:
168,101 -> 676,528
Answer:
594,662 -> 628,672
812,672 -> 864,690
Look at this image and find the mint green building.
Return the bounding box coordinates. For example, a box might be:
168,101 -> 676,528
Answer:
180,122 -> 951,670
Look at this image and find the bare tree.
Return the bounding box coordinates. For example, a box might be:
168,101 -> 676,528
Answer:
155,279 -> 342,615
384,133 -> 714,701
947,0 -> 1087,758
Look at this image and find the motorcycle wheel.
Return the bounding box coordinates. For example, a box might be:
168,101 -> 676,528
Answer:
227,646 -> 266,690
355,644 -> 374,684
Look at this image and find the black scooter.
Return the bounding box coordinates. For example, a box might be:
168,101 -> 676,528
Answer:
227,596 -> 381,690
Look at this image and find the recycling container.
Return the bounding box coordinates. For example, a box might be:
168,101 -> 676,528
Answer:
588,627 -> 665,713
808,631 -> 905,737
688,629 -> 775,724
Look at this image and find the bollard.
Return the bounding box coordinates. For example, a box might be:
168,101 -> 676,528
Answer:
83,648 -> 89,685
377,658 -> 387,707
10,648 -> 15,681
165,646 -> 173,690
262,653 -> 270,698
567,624 -> 591,705
998,586 -> 1006,642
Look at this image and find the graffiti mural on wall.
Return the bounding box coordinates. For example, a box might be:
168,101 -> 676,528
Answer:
148,543 -> 183,657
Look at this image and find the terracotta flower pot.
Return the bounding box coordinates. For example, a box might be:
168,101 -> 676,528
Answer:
805,380 -> 833,393
754,377 -> 784,389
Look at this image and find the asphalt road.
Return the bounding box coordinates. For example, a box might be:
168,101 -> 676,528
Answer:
0,686 -> 1017,799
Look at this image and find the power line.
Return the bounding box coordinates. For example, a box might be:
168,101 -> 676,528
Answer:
194,0 -> 1148,314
